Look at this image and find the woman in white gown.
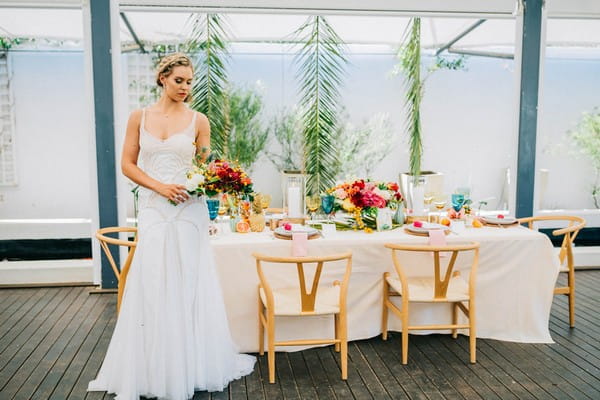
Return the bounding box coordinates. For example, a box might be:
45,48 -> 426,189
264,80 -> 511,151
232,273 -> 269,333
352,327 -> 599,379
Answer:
88,53 -> 255,400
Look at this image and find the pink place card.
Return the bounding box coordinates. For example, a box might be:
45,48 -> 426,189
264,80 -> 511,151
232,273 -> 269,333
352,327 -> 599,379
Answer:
428,229 -> 448,257
428,229 -> 447,245
292,232 -> 308,257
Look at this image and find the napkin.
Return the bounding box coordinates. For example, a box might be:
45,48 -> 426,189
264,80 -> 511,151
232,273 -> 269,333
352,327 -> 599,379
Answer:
292,232 -> 308,257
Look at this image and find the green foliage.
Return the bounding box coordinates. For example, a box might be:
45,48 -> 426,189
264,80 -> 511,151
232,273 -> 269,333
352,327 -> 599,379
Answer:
396,18 -> 423,181
265,108 -> 304,172
187,14 -> 231,158
294,16 -> 347,195
393,19 -> 468,181
429,54 -> 468,72
0,37 -> 23,50
225,86 -> 269,170
570,108 -> 600,208
335,112 -> 396,179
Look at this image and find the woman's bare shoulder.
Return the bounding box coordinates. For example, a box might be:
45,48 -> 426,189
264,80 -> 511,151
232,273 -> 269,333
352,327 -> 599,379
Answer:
129,108 -> 144,122
194,111 -> 210,133
194,111 -> 209,124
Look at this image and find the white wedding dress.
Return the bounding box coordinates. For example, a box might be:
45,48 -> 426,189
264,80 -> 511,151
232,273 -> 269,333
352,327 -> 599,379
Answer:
88,109 -> 255,400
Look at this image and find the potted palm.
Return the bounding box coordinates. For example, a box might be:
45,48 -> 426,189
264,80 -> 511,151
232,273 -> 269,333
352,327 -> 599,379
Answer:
395,18 -> 465,214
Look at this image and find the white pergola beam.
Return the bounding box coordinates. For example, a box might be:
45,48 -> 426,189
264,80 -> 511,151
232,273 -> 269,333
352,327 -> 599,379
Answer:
118,0 -> 515,17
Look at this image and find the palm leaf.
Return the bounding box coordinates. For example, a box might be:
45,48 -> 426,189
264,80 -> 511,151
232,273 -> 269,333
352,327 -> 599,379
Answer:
186,13 -> 231,158
293,16 -> 347,195
398,18 -> 423,180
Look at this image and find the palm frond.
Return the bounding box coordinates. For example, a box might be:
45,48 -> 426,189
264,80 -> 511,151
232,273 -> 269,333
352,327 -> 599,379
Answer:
186,13 -> 231,158
293,16 -> 347,195
398,18 -> 423,180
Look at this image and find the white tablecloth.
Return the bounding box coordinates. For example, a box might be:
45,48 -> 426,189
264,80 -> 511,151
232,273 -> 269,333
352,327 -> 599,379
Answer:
210,226 -> 560,352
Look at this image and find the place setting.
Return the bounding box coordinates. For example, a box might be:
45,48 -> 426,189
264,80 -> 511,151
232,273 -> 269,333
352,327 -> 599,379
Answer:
479,214 -> 520,228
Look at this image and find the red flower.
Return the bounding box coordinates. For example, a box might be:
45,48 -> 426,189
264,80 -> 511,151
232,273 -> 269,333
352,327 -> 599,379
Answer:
352,180 -> 365,190
351,193 -> 364,208
361,190 -> 386,208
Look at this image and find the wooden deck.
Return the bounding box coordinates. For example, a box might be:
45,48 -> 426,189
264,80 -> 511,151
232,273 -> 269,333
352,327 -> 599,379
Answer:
1,270 -> 599,400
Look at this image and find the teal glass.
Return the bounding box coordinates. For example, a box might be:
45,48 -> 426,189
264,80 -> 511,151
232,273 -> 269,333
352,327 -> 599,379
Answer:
206,198 -> 220,221
451,193 -> 465,212
321,195 -> 335,219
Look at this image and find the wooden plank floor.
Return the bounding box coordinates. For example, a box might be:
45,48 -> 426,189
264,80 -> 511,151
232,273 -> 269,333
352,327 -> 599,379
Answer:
1,270 -> 599,399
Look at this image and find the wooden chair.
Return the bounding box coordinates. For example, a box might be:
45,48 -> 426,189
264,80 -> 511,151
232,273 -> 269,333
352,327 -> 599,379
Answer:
252,252 -> 352,383
518,215 -> 586,327
382,242 -> 480,364
96,227 -> 138,313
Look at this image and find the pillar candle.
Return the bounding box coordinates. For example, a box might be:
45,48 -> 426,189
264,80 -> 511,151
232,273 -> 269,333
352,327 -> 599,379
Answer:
287,186 -> 302,217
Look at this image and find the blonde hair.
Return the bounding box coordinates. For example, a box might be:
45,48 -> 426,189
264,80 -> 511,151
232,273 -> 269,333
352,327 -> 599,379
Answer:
156,52 -> 194,102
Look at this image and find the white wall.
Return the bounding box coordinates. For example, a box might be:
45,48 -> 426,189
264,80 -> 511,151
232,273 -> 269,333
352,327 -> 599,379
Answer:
0,52 -> 91,220
227,51 -> 516,209
1,46 -> 598,239
538,53 -> 600,210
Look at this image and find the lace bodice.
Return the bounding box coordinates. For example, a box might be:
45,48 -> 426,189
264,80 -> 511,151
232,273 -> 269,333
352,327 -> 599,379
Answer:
137,108 -> 197,209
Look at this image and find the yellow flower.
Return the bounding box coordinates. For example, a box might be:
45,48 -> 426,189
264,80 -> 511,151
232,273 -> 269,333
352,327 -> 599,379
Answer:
342,198 -> 355,212
364,227 -> 373,234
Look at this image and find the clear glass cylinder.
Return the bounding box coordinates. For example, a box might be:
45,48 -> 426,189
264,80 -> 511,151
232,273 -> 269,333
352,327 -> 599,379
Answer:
281,171 -> 306,218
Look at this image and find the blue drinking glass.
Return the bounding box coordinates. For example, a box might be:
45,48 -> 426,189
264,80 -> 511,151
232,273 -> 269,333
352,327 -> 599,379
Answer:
451,193 -> 465,212
206,198 -> 220,221
321,195 -> 335,220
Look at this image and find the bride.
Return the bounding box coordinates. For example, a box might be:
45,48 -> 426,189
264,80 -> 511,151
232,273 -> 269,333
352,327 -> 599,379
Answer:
88,53 -> 255,400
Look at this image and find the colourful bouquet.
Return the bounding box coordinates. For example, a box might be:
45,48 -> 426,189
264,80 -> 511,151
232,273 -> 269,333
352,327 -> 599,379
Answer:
185,158 -> 254,198
328,179 -> 403,230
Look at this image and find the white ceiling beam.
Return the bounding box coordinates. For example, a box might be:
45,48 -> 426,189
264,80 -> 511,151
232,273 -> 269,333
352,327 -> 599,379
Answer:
118,0 -> 516,17
0,0 -> 80,8
547,0 -> 600,19
2,0 -> 599,19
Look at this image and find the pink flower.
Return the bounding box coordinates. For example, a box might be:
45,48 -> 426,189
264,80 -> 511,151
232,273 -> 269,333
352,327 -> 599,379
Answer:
373,187 -> 391,201
334,188 -> 348,199
447,208 -> 465,219
361,190 -> 387,208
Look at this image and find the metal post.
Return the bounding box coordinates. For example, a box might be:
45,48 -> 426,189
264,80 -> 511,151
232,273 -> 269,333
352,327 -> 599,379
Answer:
515,0 -> 544,218
89,0 -> 119,288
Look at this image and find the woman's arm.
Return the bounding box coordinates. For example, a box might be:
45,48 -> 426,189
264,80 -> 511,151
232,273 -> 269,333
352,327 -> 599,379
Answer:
121,110 -> 188,203
195,112 -> 211,162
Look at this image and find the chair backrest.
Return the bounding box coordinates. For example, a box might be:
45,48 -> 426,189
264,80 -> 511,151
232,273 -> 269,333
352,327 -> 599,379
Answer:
252,252 -> 352,313
518,215 -> 586,267
96,227 -> 138,283
384,242 -> 480,300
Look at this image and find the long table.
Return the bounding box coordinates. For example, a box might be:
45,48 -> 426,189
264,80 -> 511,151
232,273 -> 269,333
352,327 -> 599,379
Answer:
210,226 -> 560,352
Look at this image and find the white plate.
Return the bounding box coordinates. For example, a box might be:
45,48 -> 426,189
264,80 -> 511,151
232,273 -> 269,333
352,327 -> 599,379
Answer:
274,226 -> 319,237
405,222 -> 450,234
481,216 -> 518,225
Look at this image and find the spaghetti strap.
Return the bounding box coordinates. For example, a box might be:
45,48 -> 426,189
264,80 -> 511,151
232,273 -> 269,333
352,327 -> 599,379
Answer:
189,111 -> 198,138
141,108 -> 146,130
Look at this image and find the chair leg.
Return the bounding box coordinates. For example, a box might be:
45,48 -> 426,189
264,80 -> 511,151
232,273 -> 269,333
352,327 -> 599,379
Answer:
258,299 -> 264,356
340,312 -> 348,380
117,280 -> 124,314
382,273 -> 389,340
334,313 -> 340,352
568,272 -> 575,328
267,315 -> 276,383
469,300 -> 476,364
401,306 -> 409,365
452,302 -> 458,339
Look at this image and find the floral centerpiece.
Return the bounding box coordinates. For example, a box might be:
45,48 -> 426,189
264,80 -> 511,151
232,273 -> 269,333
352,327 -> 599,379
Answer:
328,179 -> 403,231
184,158 -> 254,199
